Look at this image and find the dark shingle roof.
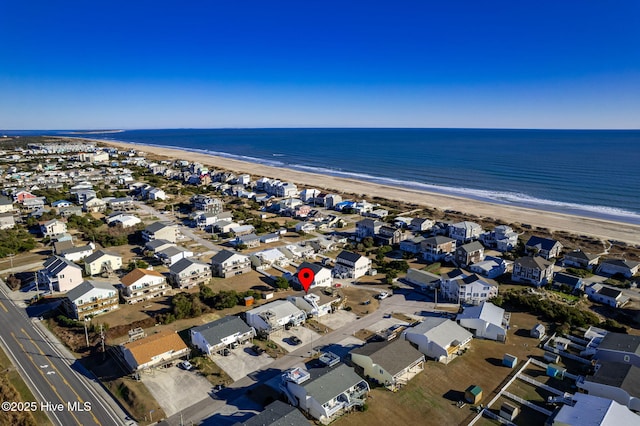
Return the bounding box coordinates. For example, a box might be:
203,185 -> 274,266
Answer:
526,236 -> 560,251
336,250 -> 363,263
589,361 -> 640,396
515,256 -> 552,270
191,316 -> 253,347
304,364 -> 366,405
459,241 -> 484,253
553,273 -> 581,287
599,333 -> 640,355
84,249 -> 120,264
238,400 -> 308,426
350,339 -> 424,376
598,286 -> 622,299
210,249 -> 240,264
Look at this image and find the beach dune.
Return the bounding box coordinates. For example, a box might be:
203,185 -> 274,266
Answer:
103,140 -> 640,246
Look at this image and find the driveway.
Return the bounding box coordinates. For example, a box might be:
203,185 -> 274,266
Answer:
211,343 -> 274,382
278,326 -> 321,353
141,365 -> 213,417
317,309 -> 358,330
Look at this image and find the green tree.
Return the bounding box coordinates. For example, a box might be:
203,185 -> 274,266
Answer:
274,276 -> 290,289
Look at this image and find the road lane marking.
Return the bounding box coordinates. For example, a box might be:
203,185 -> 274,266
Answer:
20,328 -> 101,426
11,332 -> 84,426
0,300 -> 8,312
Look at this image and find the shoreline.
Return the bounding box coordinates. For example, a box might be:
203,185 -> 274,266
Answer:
78,137 -> 640,245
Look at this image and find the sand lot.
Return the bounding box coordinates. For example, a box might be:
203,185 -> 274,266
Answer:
141,365 -> 213,417
211,342 -> 275,382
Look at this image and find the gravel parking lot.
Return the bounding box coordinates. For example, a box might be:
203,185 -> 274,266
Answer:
141,365 -> 213,417
365,316 -> 410,334
212,343 -> 274,381
317,309 -> 358,329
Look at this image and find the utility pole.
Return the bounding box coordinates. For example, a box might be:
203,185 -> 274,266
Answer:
84,318 -> 90,347
100,324 -> 106,359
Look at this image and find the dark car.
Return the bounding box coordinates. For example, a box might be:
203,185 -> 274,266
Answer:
290,336 -> 302,345
251,345 -> 265,355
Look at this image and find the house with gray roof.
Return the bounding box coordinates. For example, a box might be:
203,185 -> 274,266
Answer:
577,361 -> 640,412
144,239 -> 175,254
563,249 -> 600,270
210,250 -> 251,278
586,283 -> 630,308
282,364 -> 369,423
525,236 -> 563,259
155,245 -> 193,266
61,280 -> 119,320
350,338 -> 425,390
142,221 -> 178,243
597,258 -> 640,278
190,316 -> 256,356
236,400 -> 309,426
457,302 -> 509,342
84,250 -> 123,276
420,235 -> 457,262
333,251 -> 371,279
404,317 -> 473,364
245,300 -> 306,336
548,393 -> 640,426
38,256 -> 84,292
59,243 -> 95,262
169,258 -> 211,289
512,256 -> 554,286
454,241 -> 485,267
405,268 -> 440,292
596,333 -> 640,368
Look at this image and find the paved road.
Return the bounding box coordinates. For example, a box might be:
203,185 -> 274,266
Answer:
163,292 -> 457,425
0,282 -> 129,426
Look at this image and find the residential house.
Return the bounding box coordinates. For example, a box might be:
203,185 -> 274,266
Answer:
190,316 -> 256,356
595,333 -> 640,367
235,233 -> 261,248
83,197 -> 107,213
448,221 -> 483,243
39,219 -> 67,237
287,290 -> 340,318
120,331 -> 190,372
333,251 -> 371,279
251,248 -> 289,270
454,241 -> 485,267
404,268 -> 440,292
169,258 -> 212,289
586,284 -> 630,308
324,194 -> 342,209
155,245 -> 193,266
61,280 -> 119,320
59,243 -> 95,262
525,236 -> 563,260
260,233 -> 280,244
577,361 -> 640,412
469,256 -> 509,279
597,259 -> 640,278
563,249 -> 600,270
83,250 -> 123,276
295,262 -> 332,289
59,205 -> 83,218
399,236 -> 426,254
148,188 -> 166,201
0,196 -> 14,213
420,236 -> 456,262
13,189 -> 36,203
51,199 -> 72,209
552,272 -> 584,292
376,225 -> 404,245
38,256 -> 84,292
350,339 -> 425,390
245,300 -> 306,336
106,213 -> 141,228
457,302 -> 510,342
194,212 -> 219,230
144,239 -> 175,254
231,224 -> 255,236
120,268 -> 169,304
410,217 -> 434,232
239,400 -> 309,426
107,197 -> 134,210
21,197 -> 45,212
191,195 -> 223,214
282,364 -> 369,423
547,393 -> 640,426
481,225 -> 519,252
512,256 -> 554,286
142,222 -> 178,243
210,250 -> 251,278
404,317 -> 473,364
0,213 -> 15,230
355,219 -> 382,239
439,271 -> 498,305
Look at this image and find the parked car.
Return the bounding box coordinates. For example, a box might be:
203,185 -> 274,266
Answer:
289,336 -> 302,345
251,345 -> 265,355
178,361 -> 193,371
377,291 -> 389,300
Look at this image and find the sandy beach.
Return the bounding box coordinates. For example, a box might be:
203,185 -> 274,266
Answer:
100,140 -> 640,245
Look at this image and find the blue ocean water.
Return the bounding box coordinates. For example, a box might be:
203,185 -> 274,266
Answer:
6,128 -> 640,224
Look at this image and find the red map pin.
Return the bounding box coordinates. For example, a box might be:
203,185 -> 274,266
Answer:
298,267 -> 315,293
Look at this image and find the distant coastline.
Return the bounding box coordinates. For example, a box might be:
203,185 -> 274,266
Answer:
68,136 -> 640,245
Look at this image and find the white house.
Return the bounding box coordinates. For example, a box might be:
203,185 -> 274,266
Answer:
563,249 -> 600,270
585,284 -> 630,308
155,245 -> 193,266
282,364 -> 369,423
39,219 -> 67,237
597,259 -> 640,278
287,290 -> 340,318
245,300 -> 306,336
404,318 -> 473,364
549,393 -> 640,426
457,302 -> 509,342
333,251 -> 371,279
448,221 -> 483,243
439,272 -> 498,305
120,268 -> 169,304
59,243 -> 95,262
350,339 -> 425,390
61,280 -> 119,320
295,262 -> 332,289
577,361 -> 640,412
470,256 -> 509,279
190,316 -> 256,355
169,258 -> 212,289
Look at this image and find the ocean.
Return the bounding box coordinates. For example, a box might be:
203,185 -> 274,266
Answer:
6,128 -> 640,224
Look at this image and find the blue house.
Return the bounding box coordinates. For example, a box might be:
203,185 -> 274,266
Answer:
552,272 -> 583,292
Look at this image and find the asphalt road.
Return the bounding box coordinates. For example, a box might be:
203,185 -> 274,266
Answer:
0,282 -> 128,426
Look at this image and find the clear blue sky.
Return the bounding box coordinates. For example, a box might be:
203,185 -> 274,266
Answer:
1,1 -> 639,129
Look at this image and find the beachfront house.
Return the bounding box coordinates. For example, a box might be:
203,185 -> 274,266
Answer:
596,259 -> 640,278
512,256 -> 554,287
469,256 -> 509,279
454,241 -> 485,267
355,218 -> 383,239
448,221 -> 483,243
349,339 -> 425,390
39,219 -> 67,237
525,236 -> 563,260
481,225 -> 519,252
439,270 -> 498,305
563,249 -> 600,270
